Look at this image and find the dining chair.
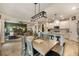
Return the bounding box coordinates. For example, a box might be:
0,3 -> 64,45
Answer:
21,36 -> 27,56
26,36 -> 33,56
26,36 -> 40,56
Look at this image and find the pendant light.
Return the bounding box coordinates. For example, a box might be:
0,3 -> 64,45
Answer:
31,3 -> 47,20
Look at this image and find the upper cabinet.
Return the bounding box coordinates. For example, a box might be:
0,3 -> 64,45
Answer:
60,20 -> 69,29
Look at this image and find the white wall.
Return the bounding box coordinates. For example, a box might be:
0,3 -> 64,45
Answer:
0,19 -> 5,43
68,13 -> 79,42
69,18 -> 78,42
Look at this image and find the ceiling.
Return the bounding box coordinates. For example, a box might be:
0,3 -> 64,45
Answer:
0,3 -> 79,21
45,3 -> 79,19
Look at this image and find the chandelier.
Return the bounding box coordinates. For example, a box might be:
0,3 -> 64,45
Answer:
31,3 -> 47,20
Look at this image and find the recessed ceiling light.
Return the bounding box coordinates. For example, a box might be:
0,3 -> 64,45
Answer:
62,17 -> 65,19
72,6 -> 77,10
52,17 -> 54,19
60,15 -> 65,19
60,15 -> 63,17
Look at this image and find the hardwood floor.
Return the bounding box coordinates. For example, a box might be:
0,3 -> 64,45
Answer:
1,40 -> 22,56
64,39 -> 79,56
0,39 -> 79,56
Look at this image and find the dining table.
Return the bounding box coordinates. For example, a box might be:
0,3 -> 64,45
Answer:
33,39 -> 59,56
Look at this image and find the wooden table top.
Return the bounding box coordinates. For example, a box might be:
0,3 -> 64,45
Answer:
33,39 -> 58,55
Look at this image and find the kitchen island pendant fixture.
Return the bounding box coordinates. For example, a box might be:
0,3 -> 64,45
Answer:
31,3 -> 47,20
